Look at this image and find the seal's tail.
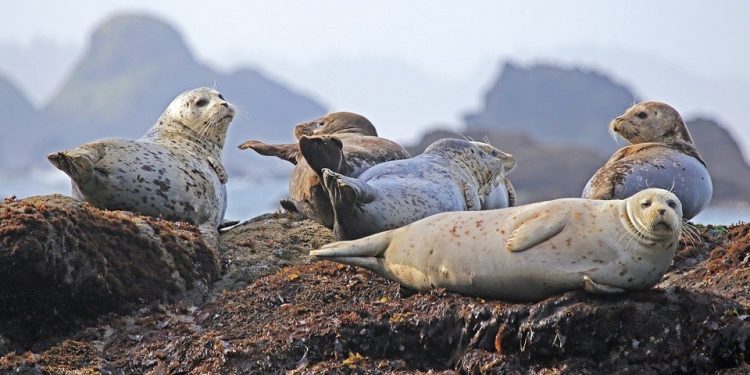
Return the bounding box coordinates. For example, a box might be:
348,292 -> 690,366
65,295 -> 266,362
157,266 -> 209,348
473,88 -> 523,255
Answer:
47,148 -> 95,181
310,229 -> 393,273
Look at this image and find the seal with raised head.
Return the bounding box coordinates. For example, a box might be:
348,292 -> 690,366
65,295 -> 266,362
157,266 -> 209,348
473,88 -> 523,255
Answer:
312,188 -> 683,301
322,138 -> 517,240
582,101 -> 712,219
48,87 -> 234,227
239,112 -> 409,227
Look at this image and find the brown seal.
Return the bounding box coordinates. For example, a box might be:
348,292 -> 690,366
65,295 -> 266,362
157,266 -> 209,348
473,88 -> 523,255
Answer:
582,101 -> 712,219
239,112 -> 410,227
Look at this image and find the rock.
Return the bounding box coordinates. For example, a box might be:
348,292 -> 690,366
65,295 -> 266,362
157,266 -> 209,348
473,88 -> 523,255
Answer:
3,206 -> 750,373
0,195 -> 220,348
689,118 -> 750,205
463,62 -> 635,154
215,210 -> 334,294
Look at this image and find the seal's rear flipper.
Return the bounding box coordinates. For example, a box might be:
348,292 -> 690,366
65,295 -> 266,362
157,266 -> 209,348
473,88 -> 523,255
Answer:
280,199 -> 299,212
47,149 -> 96,181
322,168 -> 376,206
310,230 -> 393,273
299,136 -> 353,176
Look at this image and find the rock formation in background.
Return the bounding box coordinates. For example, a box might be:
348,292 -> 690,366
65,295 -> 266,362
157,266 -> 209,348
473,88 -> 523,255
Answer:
464,62 -> 636,154
689,118 -> 750,204
38,14 -> 327,174
0,75 -> 47,172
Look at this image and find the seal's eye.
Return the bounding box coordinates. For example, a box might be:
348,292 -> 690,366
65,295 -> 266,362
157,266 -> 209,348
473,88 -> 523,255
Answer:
636,111 -> 648,119
218,94 -> 224,100
667,200 -> 677,209
316,121 -> 325,129
641,200 -> 651,208
195,98 -> 209,107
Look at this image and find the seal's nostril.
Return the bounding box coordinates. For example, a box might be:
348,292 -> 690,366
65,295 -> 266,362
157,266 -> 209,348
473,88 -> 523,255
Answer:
658,208 -> 666,215
221,103 -> 228,108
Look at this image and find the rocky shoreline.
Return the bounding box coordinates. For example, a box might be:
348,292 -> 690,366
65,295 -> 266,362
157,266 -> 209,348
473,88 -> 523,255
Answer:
1,195 -> 749,374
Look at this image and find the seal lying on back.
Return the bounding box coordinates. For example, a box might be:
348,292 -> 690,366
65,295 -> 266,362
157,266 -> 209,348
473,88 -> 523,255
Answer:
322,138 -> 517,240
582,101 -> 712,219
239,112 -> 409,227
312,189 -> 683,301
48,87 -> 234,227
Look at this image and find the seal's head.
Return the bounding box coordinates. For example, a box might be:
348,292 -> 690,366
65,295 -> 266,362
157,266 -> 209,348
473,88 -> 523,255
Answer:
294,112 -> 377,139
153,87 -> 235,148
624,188 -> 683,243
610,101 -> 693,145
470,141 -> 517,173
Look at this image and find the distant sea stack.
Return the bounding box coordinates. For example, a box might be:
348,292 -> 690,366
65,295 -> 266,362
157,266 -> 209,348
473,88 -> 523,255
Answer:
689,118 -> 750,205
464,62 -> 636,154
42,13 -> 326,173
0,74 -> 45,171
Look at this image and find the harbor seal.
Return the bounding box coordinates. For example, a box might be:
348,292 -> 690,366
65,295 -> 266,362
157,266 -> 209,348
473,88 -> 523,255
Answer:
312,188 -> 683,301
48,87 -> 234,227
239,112 -> 409,227
322,138 -> 517,240
582,101 -> 712,219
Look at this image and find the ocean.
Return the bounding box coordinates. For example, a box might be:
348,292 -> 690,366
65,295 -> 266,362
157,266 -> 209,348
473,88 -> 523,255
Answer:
2,168 -> 748,226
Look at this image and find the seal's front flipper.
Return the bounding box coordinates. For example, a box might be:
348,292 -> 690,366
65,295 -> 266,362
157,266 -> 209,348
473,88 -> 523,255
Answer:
47,147 -> 97,181
299,136 -> 353,176
504,177 -> 516,207
505,210 -> 567,252
582,275 -> 626,295
310,230 -> 393,273
238,140 -> 299,165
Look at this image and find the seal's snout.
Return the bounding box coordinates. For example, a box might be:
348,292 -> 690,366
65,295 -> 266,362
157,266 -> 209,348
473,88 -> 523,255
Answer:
658,208 -> 666,215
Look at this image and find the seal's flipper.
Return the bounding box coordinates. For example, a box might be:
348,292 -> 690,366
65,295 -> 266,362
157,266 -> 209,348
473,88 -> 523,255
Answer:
47,148 -> 97,181
504,177 -> 516,207
310,230 -> 393,273
280,199 -> 299,212
461,179 -> 481,211
322,168 -> 376,206
582,275 -> 626,295
238,140 -> 299,165
505,211 -> 567,252
299,136 -> 353,176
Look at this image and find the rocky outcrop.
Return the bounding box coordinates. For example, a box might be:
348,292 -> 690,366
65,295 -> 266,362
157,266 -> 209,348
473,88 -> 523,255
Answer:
214,211 -> 333,294
689,118 -> 750,205
2,201 -> 750,373
0,195 -> 220,348
464,62 -> 635,154
34,14 -> 326,175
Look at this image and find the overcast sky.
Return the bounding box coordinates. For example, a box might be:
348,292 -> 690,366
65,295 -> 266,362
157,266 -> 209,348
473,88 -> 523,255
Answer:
2,1 -> 749,150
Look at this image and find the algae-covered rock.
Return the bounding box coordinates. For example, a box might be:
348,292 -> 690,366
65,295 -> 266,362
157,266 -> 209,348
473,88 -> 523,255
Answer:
0,195 -> 220,347
3,205 -> 750,373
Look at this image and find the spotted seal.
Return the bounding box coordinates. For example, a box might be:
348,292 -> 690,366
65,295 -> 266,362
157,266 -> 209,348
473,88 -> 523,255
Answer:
582,101 -> 712,219
312,188 -> 683,301
239,112 -> 409,227
48,87 -> 234,227
322,138 -> 517,240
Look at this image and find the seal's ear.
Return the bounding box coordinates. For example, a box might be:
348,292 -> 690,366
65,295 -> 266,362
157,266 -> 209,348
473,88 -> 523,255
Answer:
299,136 -> 352,176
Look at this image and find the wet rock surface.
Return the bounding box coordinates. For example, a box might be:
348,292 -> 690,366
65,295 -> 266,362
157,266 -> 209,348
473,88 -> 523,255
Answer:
2,198 -> 750,374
